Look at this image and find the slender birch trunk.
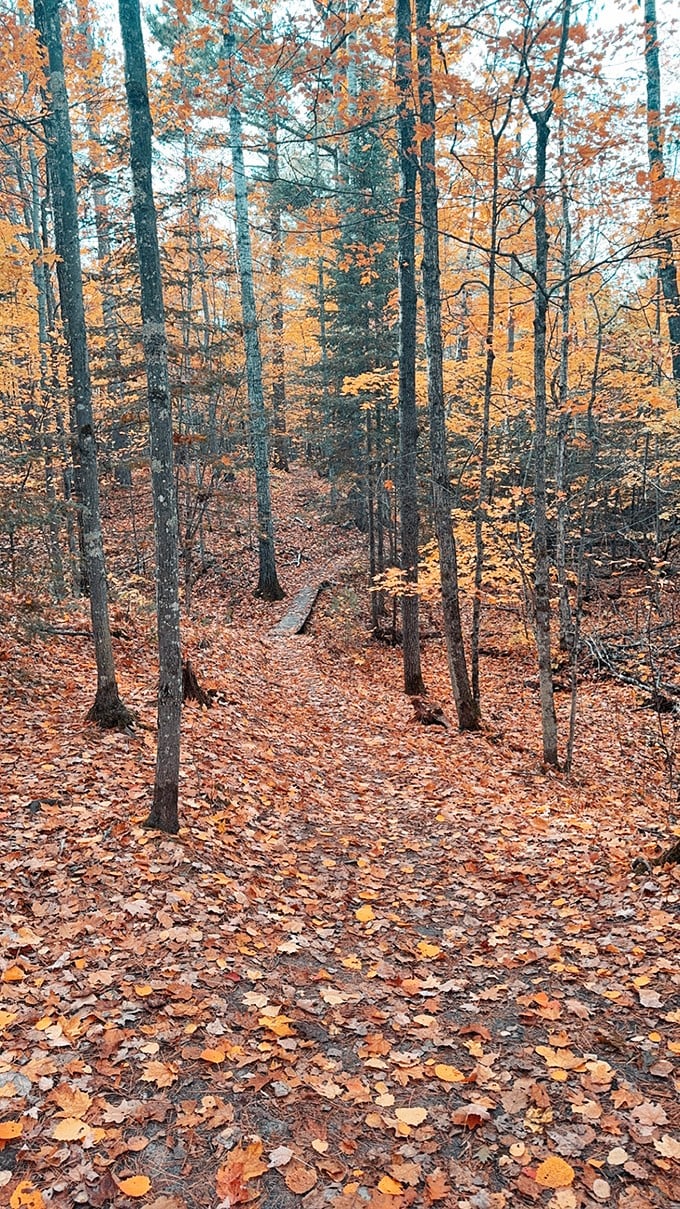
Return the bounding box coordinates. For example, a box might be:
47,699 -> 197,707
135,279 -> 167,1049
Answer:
119,0 -> 183,833
34,0 -> 132,729
395,0 -> 425,695
415,0 -> 479,730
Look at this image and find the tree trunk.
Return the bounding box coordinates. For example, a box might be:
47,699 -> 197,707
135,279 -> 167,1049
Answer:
525,0 -> 571,767
119,0 -> 182,833
643,0 -> 680,403
226,33 -> 284,601
267,111 -> 290,471
15,146 -> 65,599
555,116 -> 573,652
34,0 -> 132,730
415,0 -> 478,731
395,0 -> 425,696
471,113 -> 511,707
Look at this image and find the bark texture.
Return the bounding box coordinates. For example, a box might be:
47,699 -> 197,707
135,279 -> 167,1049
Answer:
416,0 -> 478,731
395,0 -> 425,697
34,0 -> 132,730
226,34 -> 284,601
525,0 -> 571,767
643,0 -> 680,402
119,0 -> 182,833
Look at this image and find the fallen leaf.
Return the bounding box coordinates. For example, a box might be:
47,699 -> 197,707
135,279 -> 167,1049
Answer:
284,1162 -> 317,1193
117,1176 -> 152,1198
654,1135 -> 680,1159
0,1121 -> 22,1139
433,1064 -> 465,1083
607,1147 -> 629,1165
10,1182 -> 44,1209
377,1176 -> 403,1195
394,1106 -> 427,1125
52,1117 -> 89,1141
200,1047 -> 226,1064
534,1157 -> 575,1188
268,1144 -> 294,1168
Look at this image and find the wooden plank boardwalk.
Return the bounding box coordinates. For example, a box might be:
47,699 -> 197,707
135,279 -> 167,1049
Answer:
270,580 -> 331,636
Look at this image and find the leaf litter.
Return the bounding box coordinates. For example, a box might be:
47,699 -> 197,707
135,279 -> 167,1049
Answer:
0,469 -> 678,1208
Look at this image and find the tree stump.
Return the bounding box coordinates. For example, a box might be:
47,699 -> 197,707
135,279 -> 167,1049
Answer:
182,659 -> 213,707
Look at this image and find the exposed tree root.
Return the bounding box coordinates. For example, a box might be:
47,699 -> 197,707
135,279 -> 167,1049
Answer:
87,689 -> 135,731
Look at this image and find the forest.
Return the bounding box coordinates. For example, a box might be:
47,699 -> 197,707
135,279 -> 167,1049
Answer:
1,0 -> 679,1205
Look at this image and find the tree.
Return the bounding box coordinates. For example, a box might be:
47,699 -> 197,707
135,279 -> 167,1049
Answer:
522,0 -> 571,768
225,30 -> 284,602
395,0 -> 424,696
416,0 -> 479,732
118,0 -> 182,833
643,0 -> 680,404
34,0 -> 133,730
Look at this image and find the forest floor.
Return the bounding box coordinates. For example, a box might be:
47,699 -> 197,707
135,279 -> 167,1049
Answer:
0,467 -> 679,1209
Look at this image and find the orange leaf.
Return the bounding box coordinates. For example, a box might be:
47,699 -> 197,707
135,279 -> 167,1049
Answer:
216,1141 -> 267,1203
433,1064 -> 465,1083
117,1175 -> 151,1197
10,1182 -> 45,1209
0,1121 -> 23,1139
200,1047 -> 226,1064
377,1176 -> 403,1195
355,905 -> 375,922
416,941 -> 440,959
425,1169 -> 451,1202
534,1157 -> 575,1188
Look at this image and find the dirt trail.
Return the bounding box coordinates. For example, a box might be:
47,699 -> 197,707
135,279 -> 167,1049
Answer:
1,476 -> 679,1207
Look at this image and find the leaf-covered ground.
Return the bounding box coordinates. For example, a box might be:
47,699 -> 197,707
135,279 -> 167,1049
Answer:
1,470 -> 679,1209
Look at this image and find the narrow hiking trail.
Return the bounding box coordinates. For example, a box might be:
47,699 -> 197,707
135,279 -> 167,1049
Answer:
1,469 -> 679,1208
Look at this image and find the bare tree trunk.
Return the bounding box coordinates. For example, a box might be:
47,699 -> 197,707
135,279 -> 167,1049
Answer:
644,0 -> 680,403
14,147 -> 65,598
34,0 -> 132,730
119,0 -> 182,833
226,33 -> 284,601
471,102 -> 514,706
416,0 -> 479,731
524,0 -> 571,767
75,3 -> 131,486
555,116 -> 573,651
266,110 -> 290,471
395,0 -> 425,695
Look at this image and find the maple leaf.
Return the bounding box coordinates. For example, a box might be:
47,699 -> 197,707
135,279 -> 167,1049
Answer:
140,1061 -> 176,1088
216,1141 -> 267,1204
